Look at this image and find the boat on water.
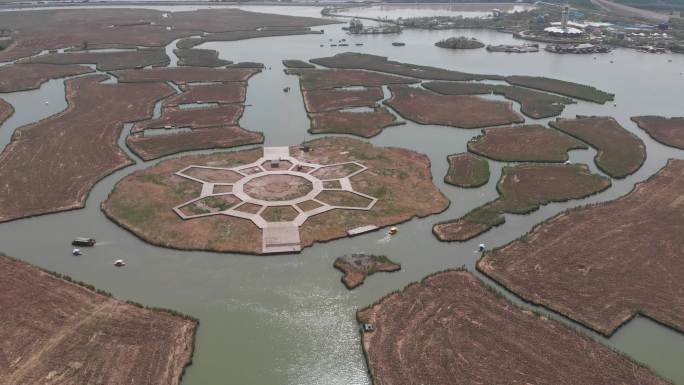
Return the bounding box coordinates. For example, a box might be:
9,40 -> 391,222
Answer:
392,42 -> 406,47
113,259 -> 126,267
72,237 -> 96,247
486,43 -> 539,53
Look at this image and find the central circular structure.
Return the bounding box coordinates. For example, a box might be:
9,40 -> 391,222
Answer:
243,174 -> 314,202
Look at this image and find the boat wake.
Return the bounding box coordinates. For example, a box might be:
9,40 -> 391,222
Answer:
376,234 -> 392,244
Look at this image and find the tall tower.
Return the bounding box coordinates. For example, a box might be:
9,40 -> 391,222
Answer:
561,6 -> 569,30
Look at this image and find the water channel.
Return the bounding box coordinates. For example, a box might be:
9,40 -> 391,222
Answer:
0,4 -> 683,384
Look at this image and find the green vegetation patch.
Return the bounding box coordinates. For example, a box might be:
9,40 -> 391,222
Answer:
282,59 -> 314,69
494,86 -> 575,119
310,52 -> 502,81
287,68 -> 417,91
423,81 -> 576,119
467,125 -> 587,162
551,117 -> 646,178
435,36 -> 485,49
438,163 -> 610,240
261,205 -> 299,222
174,48 -> 233,67
423,81 -> 492,95
505,75 -> 614,104
444,153 -> 490,188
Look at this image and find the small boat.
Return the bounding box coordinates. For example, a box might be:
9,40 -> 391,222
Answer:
113,259 -> 126,267
72,237 -> 96,247
389,227 -> 398,235
392,42 -> 406,47
72,248 -> 82,256
283,87 -> 291,93
478,243 -> 486,252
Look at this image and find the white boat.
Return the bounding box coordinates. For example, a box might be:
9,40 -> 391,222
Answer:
113,259 -> 126,267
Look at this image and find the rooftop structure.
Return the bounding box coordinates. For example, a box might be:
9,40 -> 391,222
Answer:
545,6 -> 585,37
544,26 -> 584,36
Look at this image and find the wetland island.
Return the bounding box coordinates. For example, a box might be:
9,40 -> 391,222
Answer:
1,2 -> 683,385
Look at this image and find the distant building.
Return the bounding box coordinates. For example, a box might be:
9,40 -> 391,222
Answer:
545,26 -> 584,37
349,18 -> 363,34
544,6 -> 583,37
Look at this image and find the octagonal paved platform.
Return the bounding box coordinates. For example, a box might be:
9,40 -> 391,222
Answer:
173,146 -> 378,253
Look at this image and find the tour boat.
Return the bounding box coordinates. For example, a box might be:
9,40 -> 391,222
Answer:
72,237 -> 96,247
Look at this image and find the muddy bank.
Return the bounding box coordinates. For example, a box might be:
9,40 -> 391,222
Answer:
112,67 -> 259,84
175,48 -> 233,68
0,75 -> 174,223
334,253 -> 401,289
0,98 -> 14,125
632,115 -> 684,150
128,126 -> 264,161
357,269 -> 669,385
287,68 -> 416,91
0,63 -> 93,93
302,87 -> 384,113
164,83 -> 247,107
0,8 -> 334,62
468,125 -> 587,162
0,253 -> 197,385
19,48 -> 169,71
478,159 -> 684,336
386,85 -> 523,129
309,108 -> 400,138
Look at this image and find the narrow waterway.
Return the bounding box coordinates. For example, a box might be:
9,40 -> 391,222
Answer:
0,5 -> 683,385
